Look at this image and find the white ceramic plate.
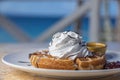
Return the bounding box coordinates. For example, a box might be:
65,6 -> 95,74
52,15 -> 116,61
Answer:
2,50 -> 120,79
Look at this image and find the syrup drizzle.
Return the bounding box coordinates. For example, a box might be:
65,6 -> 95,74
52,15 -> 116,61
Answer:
18,61 -> 30,63
18,61 -> 31,66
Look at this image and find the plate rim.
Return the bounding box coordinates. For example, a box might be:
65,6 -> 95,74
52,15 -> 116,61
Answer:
2,50 -> 120,73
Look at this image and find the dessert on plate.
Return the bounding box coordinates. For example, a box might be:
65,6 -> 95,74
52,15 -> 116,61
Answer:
29,31 -> 106,70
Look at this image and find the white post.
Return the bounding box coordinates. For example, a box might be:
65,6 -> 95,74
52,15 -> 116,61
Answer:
74,0 -> 83,34
103,0 -> 113,42
115,0 -> 120,41
89,0 -> 101,42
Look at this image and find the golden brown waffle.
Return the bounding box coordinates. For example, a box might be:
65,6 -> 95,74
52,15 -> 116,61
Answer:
29,50 -> 77,70
29,50 -> 106,70
76,56 -> 106,70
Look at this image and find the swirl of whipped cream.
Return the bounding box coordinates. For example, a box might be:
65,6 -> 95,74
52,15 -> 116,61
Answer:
49,31 -> 91,60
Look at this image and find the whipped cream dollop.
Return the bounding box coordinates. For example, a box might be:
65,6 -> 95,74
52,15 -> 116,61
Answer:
49,31 -> 91,60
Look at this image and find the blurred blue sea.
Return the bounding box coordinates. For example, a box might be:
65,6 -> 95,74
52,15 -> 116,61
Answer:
0,16 -> 116,43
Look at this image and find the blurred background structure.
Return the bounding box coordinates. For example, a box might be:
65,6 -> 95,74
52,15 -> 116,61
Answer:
0,0 -> 120,43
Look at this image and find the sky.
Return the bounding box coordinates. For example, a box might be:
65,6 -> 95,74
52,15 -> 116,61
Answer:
0,0 -> 118,17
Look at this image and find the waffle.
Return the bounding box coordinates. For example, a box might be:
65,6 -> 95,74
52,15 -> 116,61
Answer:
29,50 -> 77,70
76,56 -> 106,70
29,50 -> 106,70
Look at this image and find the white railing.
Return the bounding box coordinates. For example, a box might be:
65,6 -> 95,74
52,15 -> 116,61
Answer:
0,15 -> 31,42
0,0 -> 119,42
35,0 -> 100,42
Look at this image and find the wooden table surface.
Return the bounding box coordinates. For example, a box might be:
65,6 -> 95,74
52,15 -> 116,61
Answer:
0,42 -> 120,80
